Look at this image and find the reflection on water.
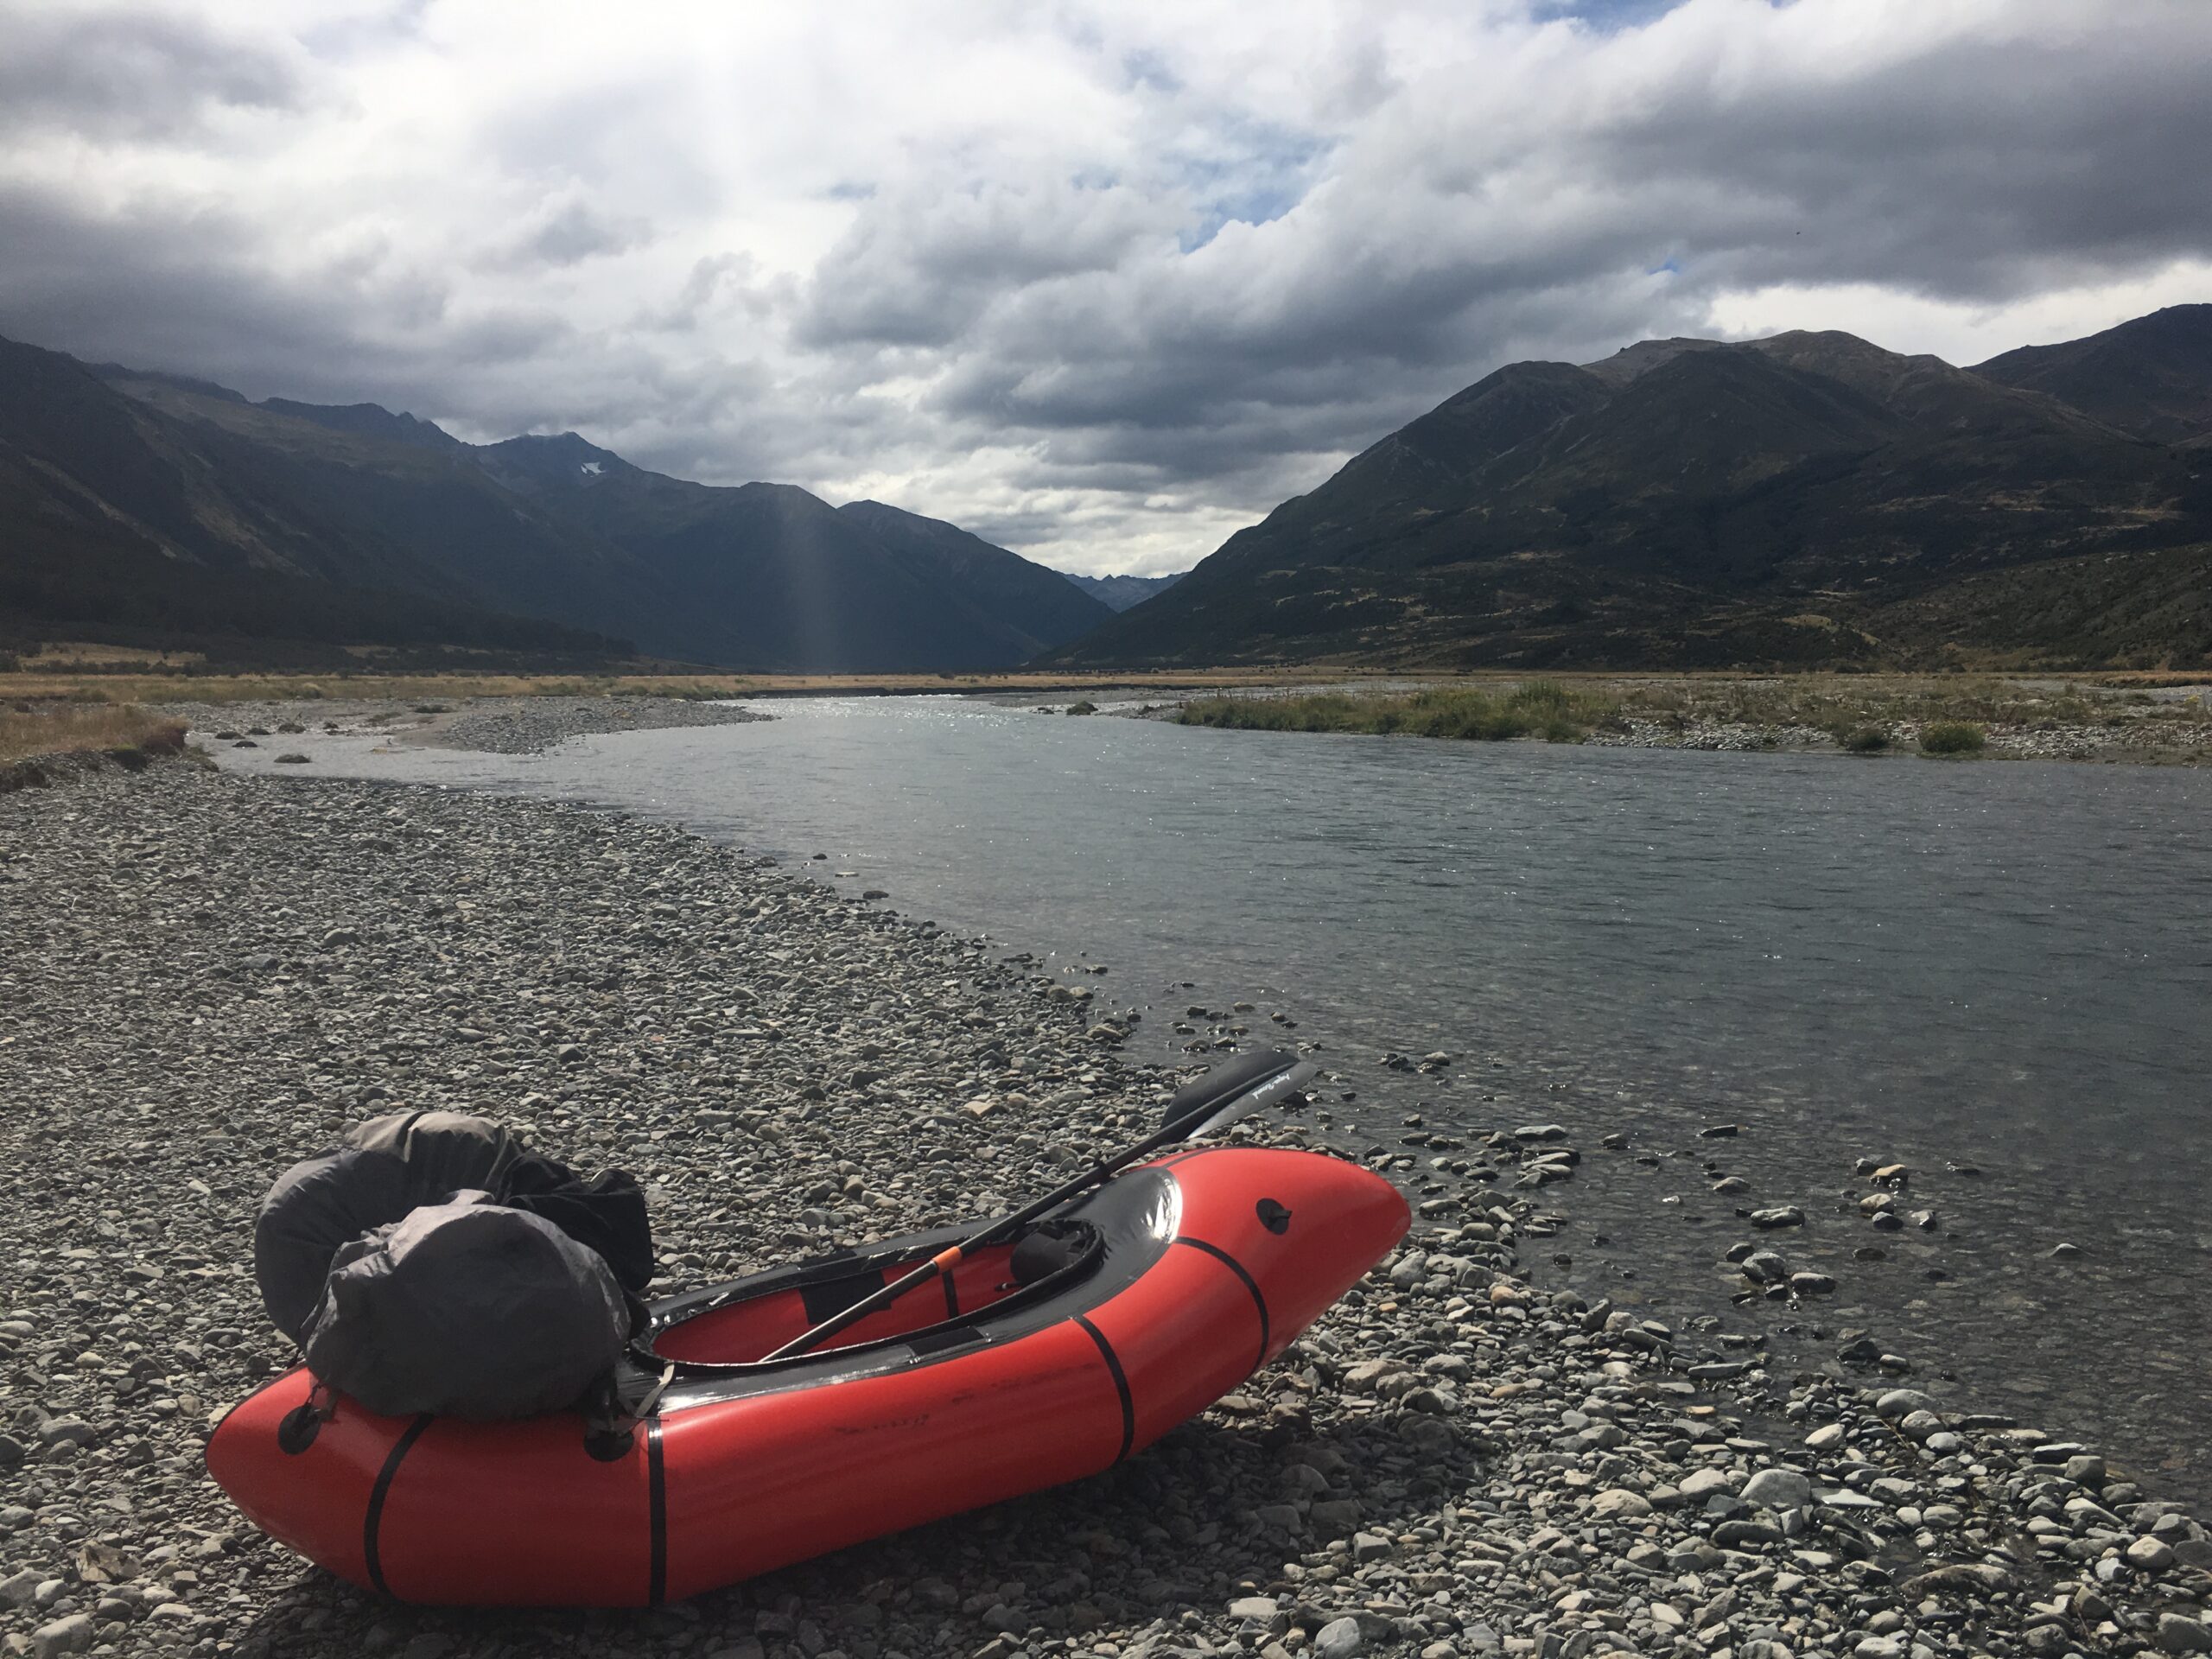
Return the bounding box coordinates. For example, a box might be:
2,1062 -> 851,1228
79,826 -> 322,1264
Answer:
227,697 -> 2212,1503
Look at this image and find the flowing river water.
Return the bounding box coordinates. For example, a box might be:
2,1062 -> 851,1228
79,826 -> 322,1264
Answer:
217,695 -> 2212,1507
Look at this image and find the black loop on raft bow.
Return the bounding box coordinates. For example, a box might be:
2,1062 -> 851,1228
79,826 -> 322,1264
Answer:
277,1381 -> 337,1455
583,1363 -> 675,1461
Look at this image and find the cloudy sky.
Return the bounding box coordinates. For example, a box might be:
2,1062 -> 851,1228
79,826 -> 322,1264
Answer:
3,0 -> 2209,575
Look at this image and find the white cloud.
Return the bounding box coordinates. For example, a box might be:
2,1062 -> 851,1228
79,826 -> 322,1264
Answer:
0,0 -> 2208,575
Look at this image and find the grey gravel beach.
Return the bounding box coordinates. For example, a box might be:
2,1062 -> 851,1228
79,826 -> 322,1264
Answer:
160,695 -> 771,760
3,757 -> 2209,1659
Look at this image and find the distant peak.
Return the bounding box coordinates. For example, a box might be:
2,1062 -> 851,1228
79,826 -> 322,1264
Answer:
257,397 -> 462,452
86,362 -> 251,404
1577,336 -> 1727,386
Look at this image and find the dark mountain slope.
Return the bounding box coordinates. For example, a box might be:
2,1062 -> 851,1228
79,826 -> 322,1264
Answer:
94,372 -> 672,645
835,500 -> 1111,655
0,340 -> 621,655
474,435 -> 1077,670
1056,315 -> 2212,670
259,398 -> 465,454
1974,305 -> 2212,442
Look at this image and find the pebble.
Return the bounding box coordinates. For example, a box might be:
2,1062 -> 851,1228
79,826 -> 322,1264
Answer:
29,1613 -> 92,1659
1314,1615 -> 1365,1658
1740,1467 -> 1815,1510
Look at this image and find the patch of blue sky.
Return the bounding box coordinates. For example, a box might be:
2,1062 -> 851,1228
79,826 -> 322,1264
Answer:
1121,48 -> 1182,95
1174,123 -> 1330,254
1530,0 -> 1691,30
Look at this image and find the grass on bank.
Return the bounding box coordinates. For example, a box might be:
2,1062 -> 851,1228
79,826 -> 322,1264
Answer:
0,703 -> 188,766
1619,673 -> 2209,737
1918,721 -> 1987,755
1175,681 -> 1619,743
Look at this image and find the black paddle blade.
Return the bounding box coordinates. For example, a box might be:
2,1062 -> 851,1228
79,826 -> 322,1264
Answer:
1160,1047 -> 1317,1141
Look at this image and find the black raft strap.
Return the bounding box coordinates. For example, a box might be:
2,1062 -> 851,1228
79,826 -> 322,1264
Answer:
363,1414 -> 433,1597
646,1419 -> 667,1607
1175,1236 -> 1271,1375
1072,1315 -> 1135,1464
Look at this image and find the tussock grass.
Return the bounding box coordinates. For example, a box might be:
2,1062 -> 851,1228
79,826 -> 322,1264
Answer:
1918,721 -> 1987,755
0,703 -> 188,765
1176,681 -> 1618,743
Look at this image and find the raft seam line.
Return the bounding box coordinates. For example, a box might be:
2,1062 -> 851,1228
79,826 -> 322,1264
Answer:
1174,1236 -> 1270,1374
363,1414 -> 432,1597
1072,1315 -> 1135,1463
647,1419 -> 667,1607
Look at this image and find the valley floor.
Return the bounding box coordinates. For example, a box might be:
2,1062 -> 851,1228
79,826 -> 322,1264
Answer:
0,759 -> 2206,1658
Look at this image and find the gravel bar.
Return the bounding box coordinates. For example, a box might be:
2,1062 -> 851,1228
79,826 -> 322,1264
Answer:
162,695 -> 769,760
2,761 -> 2208,1659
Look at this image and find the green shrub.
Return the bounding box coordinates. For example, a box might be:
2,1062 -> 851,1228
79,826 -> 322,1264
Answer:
1919,721 -> 1986,754
1065,700 -> 1098,716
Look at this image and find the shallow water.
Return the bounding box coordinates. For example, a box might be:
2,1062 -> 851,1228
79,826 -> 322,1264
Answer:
223,697 -> 2212,1504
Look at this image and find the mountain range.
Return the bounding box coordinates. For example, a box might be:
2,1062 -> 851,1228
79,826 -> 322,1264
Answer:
1056,305 -> 2212,670
6,304 -> 2209,673
0,338 -> 1112,670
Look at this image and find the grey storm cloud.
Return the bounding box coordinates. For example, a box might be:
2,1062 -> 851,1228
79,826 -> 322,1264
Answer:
495,200 -> 655,270
2,0 -> 2210,575
0,7 -> 302,140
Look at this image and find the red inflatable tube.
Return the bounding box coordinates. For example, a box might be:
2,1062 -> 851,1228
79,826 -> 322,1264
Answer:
207,1147 -> 1409,1606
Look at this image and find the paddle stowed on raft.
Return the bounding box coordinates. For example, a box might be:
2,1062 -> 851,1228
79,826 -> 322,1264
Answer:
207,1049 -> 1411,1607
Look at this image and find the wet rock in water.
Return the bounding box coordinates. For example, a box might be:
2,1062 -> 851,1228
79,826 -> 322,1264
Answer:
1875,1388 -> 1936,1420
1740,1249 -> 1789,1284
1748,1205 -> 1805,1229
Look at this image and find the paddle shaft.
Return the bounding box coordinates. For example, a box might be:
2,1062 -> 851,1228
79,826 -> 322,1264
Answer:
760,1120 -> 1187,1363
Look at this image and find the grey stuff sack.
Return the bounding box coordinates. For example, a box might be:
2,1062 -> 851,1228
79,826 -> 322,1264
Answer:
252,1111 -> 514,1344
299,1193 -> 628,1421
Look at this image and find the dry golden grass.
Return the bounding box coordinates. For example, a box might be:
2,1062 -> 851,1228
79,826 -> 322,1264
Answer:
19,642 -> 207,669
0,703 -> 188,765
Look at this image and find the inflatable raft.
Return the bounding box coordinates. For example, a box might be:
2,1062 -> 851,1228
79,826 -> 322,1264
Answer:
207,1145 -> 1409,1605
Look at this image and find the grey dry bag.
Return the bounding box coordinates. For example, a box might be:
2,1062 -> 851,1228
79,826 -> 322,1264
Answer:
298,1192 -> 628,1421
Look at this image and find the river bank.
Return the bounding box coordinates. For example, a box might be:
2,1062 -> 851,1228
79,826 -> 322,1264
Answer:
2,760 -> 2207,1659
156,694 -> 770,759
1148,675 -> 2212,765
